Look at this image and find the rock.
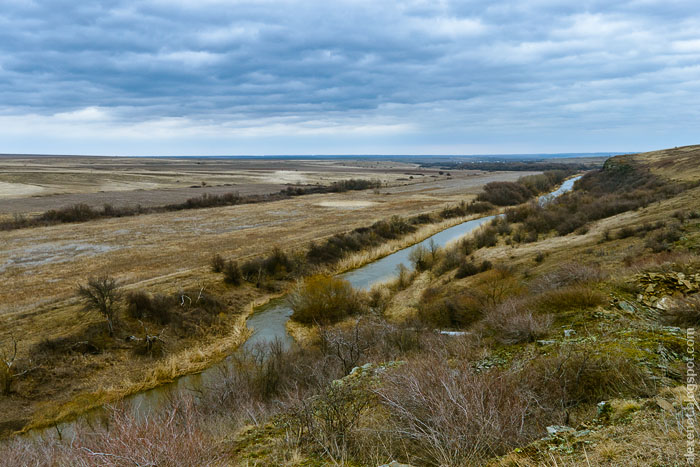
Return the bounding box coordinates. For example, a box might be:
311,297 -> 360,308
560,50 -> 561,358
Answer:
655,296 -> 674,311
564,329 -> 576,338
546,425 -> 574,435
656,398 -> 675,412
349,362 -> 374,376
619,301 -> 636,313
573,429 -> 591,437
438,330 -> 469,336
537,340 -> 557,346
378,462 -> 415,467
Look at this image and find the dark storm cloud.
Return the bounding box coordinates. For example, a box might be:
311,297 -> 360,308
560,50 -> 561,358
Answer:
0,0 -> 699,154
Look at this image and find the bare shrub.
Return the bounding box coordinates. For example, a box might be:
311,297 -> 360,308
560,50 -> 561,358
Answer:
533,285 -> 607,313
529,262 -> 606,293
437,245 -> 465,274
222,260 -> 243,285
374,360 -> 544,466
454,258 -> 491,278
318,321 -> 372,375
289,275 -> 364,324
472,267 -> 522,309
409,244 -> 432,271
0,398 -> 219,465
0,336 -> 25,395
417,287 -> 483,329
465,200 -> 495,214
394,263 -> 414,290
366,285 -> 391,314
477,181 -> 534,206
646,223 -> 684,252
125,291 -> 176,325
125,290 -> 152,320
485,300 -> 552,344
474,225 -> 498,248
284,369 -> 375,462
77,275 -> 120,336
526,345 -> 655,412
455,259 -> 479,278
210,254 -> 226,273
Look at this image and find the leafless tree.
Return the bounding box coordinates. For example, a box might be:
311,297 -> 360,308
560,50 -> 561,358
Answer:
77,276 -> 120,336
318,321 -> 370,375
1,335 -> 31,395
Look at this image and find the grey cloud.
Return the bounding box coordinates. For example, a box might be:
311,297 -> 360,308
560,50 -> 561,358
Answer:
0,0 -> 698,154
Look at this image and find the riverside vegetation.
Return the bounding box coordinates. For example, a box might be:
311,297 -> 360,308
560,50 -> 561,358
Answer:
1,146 -> 700,465
0,170 -> 567,437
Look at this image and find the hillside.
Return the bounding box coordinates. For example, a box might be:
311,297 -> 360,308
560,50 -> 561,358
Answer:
1,146 -> 699,465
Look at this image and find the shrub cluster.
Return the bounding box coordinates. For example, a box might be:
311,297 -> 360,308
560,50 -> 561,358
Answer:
241,247 -> 300,284
125,289 -> 226,336
505,160 -> 694,240
289,275 -> 364,324
306,215 -> 417,266
477,170 -> 570,206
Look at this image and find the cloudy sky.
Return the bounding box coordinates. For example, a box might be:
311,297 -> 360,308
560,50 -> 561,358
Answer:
1,0 -> 699,156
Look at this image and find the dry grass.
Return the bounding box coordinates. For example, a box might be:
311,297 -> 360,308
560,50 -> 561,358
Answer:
1,397 -> 222,466
0,165 -> 529,436
492,386 -> 698,466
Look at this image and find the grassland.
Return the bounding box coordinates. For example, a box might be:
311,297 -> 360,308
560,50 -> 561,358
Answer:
1,147 -> 698,465
0,156 -> 536,435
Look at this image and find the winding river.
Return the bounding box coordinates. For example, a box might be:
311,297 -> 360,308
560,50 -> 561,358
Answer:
35,175 -> 582,438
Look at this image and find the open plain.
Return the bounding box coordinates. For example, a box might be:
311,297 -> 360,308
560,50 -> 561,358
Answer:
0,155 -> 535,433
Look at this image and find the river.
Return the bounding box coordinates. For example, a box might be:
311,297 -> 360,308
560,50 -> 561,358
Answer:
33,175 -> 582,438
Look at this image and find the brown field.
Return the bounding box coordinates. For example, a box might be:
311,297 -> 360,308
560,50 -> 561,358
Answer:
0,155 -> 536,433
2,147 -> 698,464
1,156 -> 456,215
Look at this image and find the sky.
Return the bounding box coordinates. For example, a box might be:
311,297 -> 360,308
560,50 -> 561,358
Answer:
1,0 -> 699,156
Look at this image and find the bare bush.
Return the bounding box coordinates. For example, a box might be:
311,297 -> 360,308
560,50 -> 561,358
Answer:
210,254 -> 226,273
477,181 -> 534,206
484,300 -> 552,344
394,263 -> 414,290
529,262 -> 607,294
222,260 -> 243,285
284,368 -> 375,462
409,245 -> 432,271
472,267 -> 522,309
437,245 -> 465,274
318,321 -> 371,375
454,258 -> 491,278
0,336 -> 27,396
417,287 -> 483,329
474,226 -> 498,248
289,275 -> 364,324
125,291 -> 177,325
374,360 -> 544,466
0,398 -> 219,466
533,285 -> 607,313
77,276 -> 120,336
526,345 -> 655,412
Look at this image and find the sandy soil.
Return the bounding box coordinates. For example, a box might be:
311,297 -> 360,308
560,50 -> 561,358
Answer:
315,200 -> 378,208
0,182 -> 45,198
